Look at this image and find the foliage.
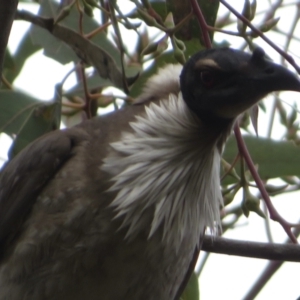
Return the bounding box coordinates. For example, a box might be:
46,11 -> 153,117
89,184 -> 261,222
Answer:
2,0 -> 300,299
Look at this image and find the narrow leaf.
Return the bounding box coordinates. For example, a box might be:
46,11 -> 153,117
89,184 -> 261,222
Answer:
223,136 -> 300,183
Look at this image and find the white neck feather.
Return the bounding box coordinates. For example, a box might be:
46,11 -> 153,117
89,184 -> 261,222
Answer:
102,94 -> 224,250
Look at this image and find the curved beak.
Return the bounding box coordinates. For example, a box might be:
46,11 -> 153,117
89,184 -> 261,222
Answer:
248,48 -> 300,93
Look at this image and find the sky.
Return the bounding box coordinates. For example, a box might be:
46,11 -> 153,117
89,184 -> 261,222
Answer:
2,1 -> 300,299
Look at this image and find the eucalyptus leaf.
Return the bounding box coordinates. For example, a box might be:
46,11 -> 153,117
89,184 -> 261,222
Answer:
180,272 -> 200,300
4,28 -> 41,84
31,0 -> 122,70
223,136 -> 300,183
8,101 -> 60,159
151,0 -> 168,20
0,90 -> 41,135
166,0 -> 219,47
3,49 -> 15,71
64,74 -> 112,98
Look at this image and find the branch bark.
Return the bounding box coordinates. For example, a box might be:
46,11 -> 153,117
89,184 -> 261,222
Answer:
15,9 -> 124,89
202,236 -> 300,262
0,0 -> 19,78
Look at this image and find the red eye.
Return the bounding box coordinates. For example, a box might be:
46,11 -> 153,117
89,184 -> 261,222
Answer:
200,71 -> 215,88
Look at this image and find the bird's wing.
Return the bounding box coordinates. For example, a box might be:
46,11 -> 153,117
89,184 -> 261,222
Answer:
0,103 -> 143,258
0,127 -> 89,255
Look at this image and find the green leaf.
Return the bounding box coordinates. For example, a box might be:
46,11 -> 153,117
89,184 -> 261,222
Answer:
151,0 -> 168,20
184,39 -> 205,59
8,101 -> 60,159
64,73 -> 112,98
3,49 -> 15,71
27,0 -> 125,89
198,0 -> 219,27
30,4 -> 78,65
223,136 -> 300,184
180,272 -> 200,300
31,0 -> 121,68
4,28 -> 41,84
0,89 -> 60,158
166,0 -> 219,48
198,0 -> 219,41
0,90 -> 41,135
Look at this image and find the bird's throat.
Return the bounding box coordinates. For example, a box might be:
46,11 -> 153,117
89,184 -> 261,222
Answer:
102,95 -> 224,249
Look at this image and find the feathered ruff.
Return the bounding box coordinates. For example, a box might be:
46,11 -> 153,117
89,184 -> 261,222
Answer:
135,64 -> 182,103
102,93 -> 224,251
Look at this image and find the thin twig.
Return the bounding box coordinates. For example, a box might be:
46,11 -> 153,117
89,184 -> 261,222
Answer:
202,235 -> 300,261
195,251 -> 209,277
1,75 -> 13,90
80,64 -> 92,118
242,227 -> 300,300
0,0 -> 18,78
189,0 -> 211,48
108,1 -> 129,94
234,124 -> 298,243
75,0 -> 84,35
219,0 -> 300,74
282,4 -> 300,67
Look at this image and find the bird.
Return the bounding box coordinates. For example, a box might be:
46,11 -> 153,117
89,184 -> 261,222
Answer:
0,47 -> 299,300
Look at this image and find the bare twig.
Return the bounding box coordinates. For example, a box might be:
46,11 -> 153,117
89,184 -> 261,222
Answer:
234,124 -> 298,243
242,227 -> 300,300
219,0 -> 300,74
0,0 -> 18,78
189,0 -> 211,48
108,1 -> 129,94
202,235 -> 300,262
282,4 -> 300,67
80,64 -> 92,118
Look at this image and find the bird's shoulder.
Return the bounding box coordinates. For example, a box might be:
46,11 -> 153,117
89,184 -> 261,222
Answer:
0,104 -> 145,252
0,127 -> 85,252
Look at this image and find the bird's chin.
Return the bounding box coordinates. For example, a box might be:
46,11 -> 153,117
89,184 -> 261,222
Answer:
211,93 -> 265,120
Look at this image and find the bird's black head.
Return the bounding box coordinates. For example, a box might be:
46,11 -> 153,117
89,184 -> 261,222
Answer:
180,47 -> 300,125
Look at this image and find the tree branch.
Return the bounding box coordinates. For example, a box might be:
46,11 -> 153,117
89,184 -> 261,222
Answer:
0,0 -> 19,78
189,0 -> 211,48
234,124 -> 298,243
242,227 -> 300,300
219,0 -> 300,74
15,10 -> 124,89
202,236 -> 300,262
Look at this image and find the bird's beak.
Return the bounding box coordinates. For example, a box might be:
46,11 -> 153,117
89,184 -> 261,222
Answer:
256,64 -> 300,93
215,52 -> 300,120
273,65 -> 300,92
246,49 -> 300,94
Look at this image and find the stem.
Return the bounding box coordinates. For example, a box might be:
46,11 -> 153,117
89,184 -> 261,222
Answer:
219,0 -> 300,74
202,235 -> 300,261
189,0 -> 211,48
234,124 -> 298,244
242,227 -> 300,300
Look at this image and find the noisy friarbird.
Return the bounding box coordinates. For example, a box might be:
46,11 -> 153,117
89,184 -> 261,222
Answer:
0,47 -> 299,300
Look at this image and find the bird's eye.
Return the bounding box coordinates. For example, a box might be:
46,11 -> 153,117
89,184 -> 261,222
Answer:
200,71 -> 215,88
